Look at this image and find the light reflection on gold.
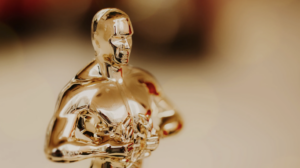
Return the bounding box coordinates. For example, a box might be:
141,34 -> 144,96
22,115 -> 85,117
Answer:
44,8 -> 182,168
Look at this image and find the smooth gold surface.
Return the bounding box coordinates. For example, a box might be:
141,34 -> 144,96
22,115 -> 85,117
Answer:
44,8 -> 182,168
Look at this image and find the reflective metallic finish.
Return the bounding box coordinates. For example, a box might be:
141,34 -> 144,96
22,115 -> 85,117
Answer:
44,8 -> 183,168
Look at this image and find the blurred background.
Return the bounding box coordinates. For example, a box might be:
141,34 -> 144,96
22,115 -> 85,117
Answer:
1,0 -> 300,167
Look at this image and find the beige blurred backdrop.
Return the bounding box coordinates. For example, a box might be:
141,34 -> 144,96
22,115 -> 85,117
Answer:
1,0 -> 300,168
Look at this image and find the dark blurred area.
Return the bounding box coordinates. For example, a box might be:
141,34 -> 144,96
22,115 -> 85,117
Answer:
0,0 -> 219,55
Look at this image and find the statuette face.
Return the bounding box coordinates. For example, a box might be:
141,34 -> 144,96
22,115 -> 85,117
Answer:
92,9 -> 133,67
45,8 -> 182,168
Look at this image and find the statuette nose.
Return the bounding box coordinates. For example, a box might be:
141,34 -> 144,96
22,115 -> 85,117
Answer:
124,39 -> 130,49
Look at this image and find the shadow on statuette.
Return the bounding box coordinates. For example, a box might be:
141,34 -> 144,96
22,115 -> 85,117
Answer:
44,8 -> 183,168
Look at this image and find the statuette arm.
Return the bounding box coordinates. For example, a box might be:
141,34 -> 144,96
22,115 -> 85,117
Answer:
137,70 -> 183,137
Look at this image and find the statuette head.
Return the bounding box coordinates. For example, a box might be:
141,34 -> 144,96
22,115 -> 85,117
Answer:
92,8 -> 133,67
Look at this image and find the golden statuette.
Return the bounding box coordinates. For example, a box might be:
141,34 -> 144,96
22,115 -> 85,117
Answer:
44,8 -> 183,168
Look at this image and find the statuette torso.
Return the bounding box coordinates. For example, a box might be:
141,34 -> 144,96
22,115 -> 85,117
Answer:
45,8 -> 182,168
